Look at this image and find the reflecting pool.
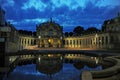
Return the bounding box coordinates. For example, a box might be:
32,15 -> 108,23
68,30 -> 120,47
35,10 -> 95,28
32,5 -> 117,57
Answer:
3,53 -> 104,80
3,63 -> 102,80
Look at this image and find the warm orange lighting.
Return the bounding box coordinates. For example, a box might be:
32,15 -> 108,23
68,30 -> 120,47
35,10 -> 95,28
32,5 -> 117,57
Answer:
48,39 -> 51,42
48,54 -> 51,57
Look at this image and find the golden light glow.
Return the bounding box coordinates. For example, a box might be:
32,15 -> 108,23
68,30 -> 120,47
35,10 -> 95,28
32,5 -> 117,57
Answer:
48,39 -> 51,42
38,57 -> 40,61
48,54 -> 52,57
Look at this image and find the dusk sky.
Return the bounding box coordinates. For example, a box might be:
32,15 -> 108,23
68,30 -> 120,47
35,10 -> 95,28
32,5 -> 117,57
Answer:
1,0 -> 120,32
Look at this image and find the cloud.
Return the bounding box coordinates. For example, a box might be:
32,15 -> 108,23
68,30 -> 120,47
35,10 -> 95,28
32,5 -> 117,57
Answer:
8,18 -> 48,31
8,18 -> 47,25
0,0 -> 14,7
2,0 -> 120,32
22,0 -> 47,11
96,0 -> 120,8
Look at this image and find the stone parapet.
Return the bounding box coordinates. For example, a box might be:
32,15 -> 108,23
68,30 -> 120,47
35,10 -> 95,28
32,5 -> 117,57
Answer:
81,56 -> 120,80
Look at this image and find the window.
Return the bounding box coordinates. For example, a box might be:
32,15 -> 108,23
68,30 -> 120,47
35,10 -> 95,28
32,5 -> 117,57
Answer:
102,37 -> 104,45
106,36 -> 108,44
110,36 -> 114,43
41,31 -> 44,35
49,30 -> 53,36
1,32 -> 7,37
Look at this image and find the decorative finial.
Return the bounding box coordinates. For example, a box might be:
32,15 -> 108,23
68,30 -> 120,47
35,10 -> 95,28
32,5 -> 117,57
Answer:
118,12 -> 120,17
50,17 -> 52,22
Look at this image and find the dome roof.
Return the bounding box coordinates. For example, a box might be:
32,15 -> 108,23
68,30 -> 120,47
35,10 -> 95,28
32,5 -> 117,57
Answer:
37,18 -> 62,31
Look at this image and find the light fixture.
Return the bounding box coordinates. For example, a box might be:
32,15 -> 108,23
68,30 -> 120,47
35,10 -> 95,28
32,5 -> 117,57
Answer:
48,39 -> 51,42
38,57 -> 40,61
38,36 -> 41,39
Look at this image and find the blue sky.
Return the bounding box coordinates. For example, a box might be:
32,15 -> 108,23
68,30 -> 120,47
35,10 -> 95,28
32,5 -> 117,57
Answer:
1,0 -> 120,32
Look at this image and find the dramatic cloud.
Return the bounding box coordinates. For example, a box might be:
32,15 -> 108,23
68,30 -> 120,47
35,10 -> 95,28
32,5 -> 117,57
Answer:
2,0 -> 120,32
0,0 -> 14,7
22,0 -> 47,11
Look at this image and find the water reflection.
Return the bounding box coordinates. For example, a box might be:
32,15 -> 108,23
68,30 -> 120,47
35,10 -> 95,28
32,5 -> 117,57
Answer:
36,54 -> 63,79
4,54 -> 102,80
4,64 -> 102,80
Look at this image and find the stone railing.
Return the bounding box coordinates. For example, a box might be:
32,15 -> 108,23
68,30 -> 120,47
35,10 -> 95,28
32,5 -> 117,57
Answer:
82,56 -> 120,80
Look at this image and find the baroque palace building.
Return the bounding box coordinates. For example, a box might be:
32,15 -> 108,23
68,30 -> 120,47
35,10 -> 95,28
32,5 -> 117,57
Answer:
0,7 -> 120,53
17,13 -> 120,50
36,18 -> 63,48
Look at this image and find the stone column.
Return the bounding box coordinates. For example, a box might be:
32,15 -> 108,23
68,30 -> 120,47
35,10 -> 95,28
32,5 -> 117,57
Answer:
104,36 -> 106,48
29,39 -> 31,45
99,37 -> 102,48
26,39 -> 28,47
71,40 -> 72,47
23,39 -> 25,49
28,39 -> 30,46
86,38 -> 88,48
83,39 -> 85,48
68,40 -> 70,47
78,39 -> 80,48
87,38 -> 89,48
82,39 -> 84,48
88,38 -> 91,48
72,39 -> 74,48
107,36 -> 110,48
65,40 -> 67,47
102,36 -> 104,48
79,39 -> 81,48
80,39 -> 83,48
84,38 -> 87,48
70,40 -> 72,48
69,40 -> 70,47
96,37 -> 98,48
75,39 -> 77,48
97,37 -> 99,48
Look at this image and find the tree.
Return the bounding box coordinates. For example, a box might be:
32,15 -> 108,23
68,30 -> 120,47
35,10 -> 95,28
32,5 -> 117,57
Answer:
73,26 -> 84,36
101,20 -> 109,31
69,32 -> 73,37
28,31 -> 32,35
33,32 -> 36,36
18,30 -> 24,34
23,30 -> 28,35
64,32 -> 69,37
85,27 -> 99,33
